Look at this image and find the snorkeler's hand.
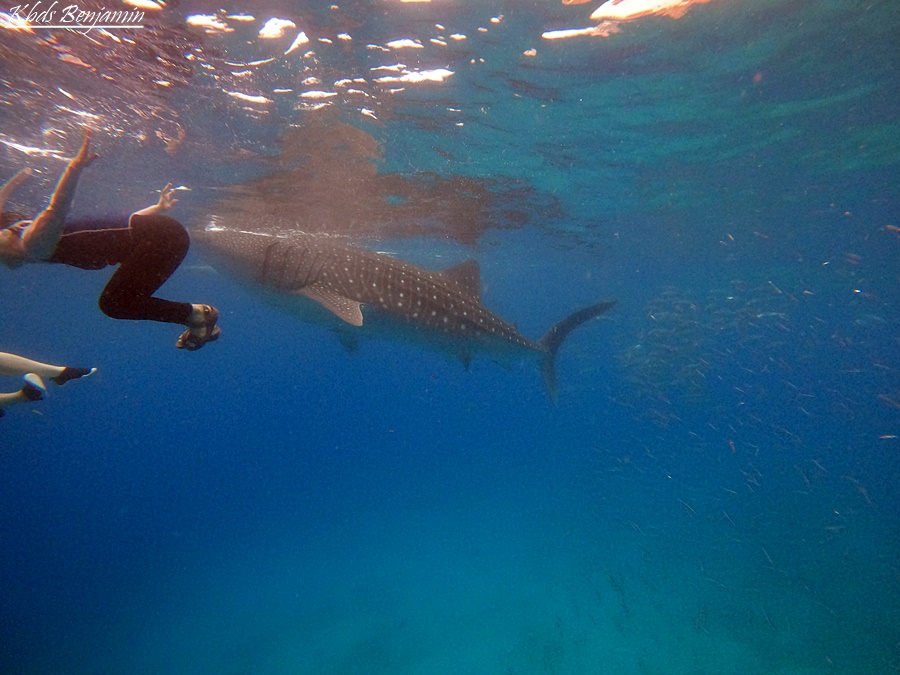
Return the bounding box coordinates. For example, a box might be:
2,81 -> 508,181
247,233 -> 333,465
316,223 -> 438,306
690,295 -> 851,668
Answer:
131,183 -> 179,217
157,183 -> 179,211
72,129 -> 99,168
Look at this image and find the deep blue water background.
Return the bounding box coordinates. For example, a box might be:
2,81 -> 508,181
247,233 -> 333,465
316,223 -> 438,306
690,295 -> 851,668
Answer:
1,1 -> 898,673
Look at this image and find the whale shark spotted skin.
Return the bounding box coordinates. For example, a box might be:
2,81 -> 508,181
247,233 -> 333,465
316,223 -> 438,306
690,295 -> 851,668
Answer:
197,225 -> 615,399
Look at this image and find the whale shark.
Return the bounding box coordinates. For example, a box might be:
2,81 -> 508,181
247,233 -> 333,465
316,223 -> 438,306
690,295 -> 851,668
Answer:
197,224 -> 615,399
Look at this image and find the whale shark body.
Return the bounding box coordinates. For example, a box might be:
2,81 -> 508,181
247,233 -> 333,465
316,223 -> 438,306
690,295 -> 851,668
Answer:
198,225 -> 615,399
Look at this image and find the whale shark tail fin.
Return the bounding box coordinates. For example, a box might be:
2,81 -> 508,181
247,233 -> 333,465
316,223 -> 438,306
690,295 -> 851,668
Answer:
539,301 -> 616,402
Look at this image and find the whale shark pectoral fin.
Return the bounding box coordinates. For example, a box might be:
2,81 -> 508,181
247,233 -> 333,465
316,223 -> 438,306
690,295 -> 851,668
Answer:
294,285 -> 364,326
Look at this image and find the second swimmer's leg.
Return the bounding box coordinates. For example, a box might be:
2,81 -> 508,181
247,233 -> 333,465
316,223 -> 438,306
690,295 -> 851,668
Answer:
0,352 -> 95,385
0,352 -> 61,378
0,374 -> 46,417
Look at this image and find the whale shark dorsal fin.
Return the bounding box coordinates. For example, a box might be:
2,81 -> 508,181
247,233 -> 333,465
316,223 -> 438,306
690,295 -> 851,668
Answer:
443,259 -> 481,299
295,285 -> 364,326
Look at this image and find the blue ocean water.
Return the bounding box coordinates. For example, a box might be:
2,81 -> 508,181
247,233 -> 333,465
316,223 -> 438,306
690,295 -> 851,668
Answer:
0,1 -> 897,673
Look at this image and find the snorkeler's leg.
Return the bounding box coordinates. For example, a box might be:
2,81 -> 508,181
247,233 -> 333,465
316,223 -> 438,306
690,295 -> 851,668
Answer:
97,214 -> 193,323
98,214 -> 220,348
82,213 -> 218,348
0,352 -> 96,384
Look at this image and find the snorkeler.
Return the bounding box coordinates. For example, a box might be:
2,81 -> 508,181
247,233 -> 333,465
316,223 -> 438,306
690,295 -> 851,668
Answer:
0,351 -> 96,418
0,130 -> 220,350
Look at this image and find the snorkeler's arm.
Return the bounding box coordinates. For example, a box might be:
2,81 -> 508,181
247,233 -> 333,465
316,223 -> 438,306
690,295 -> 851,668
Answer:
133,183 -> 179,217
0,167 -> 32,214
20,130 -> 98,260
0,228 -> 24,266
0,168 -> 34,265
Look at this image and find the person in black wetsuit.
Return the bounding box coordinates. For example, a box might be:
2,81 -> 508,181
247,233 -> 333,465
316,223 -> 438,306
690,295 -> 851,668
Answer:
0,130 -> 219,350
